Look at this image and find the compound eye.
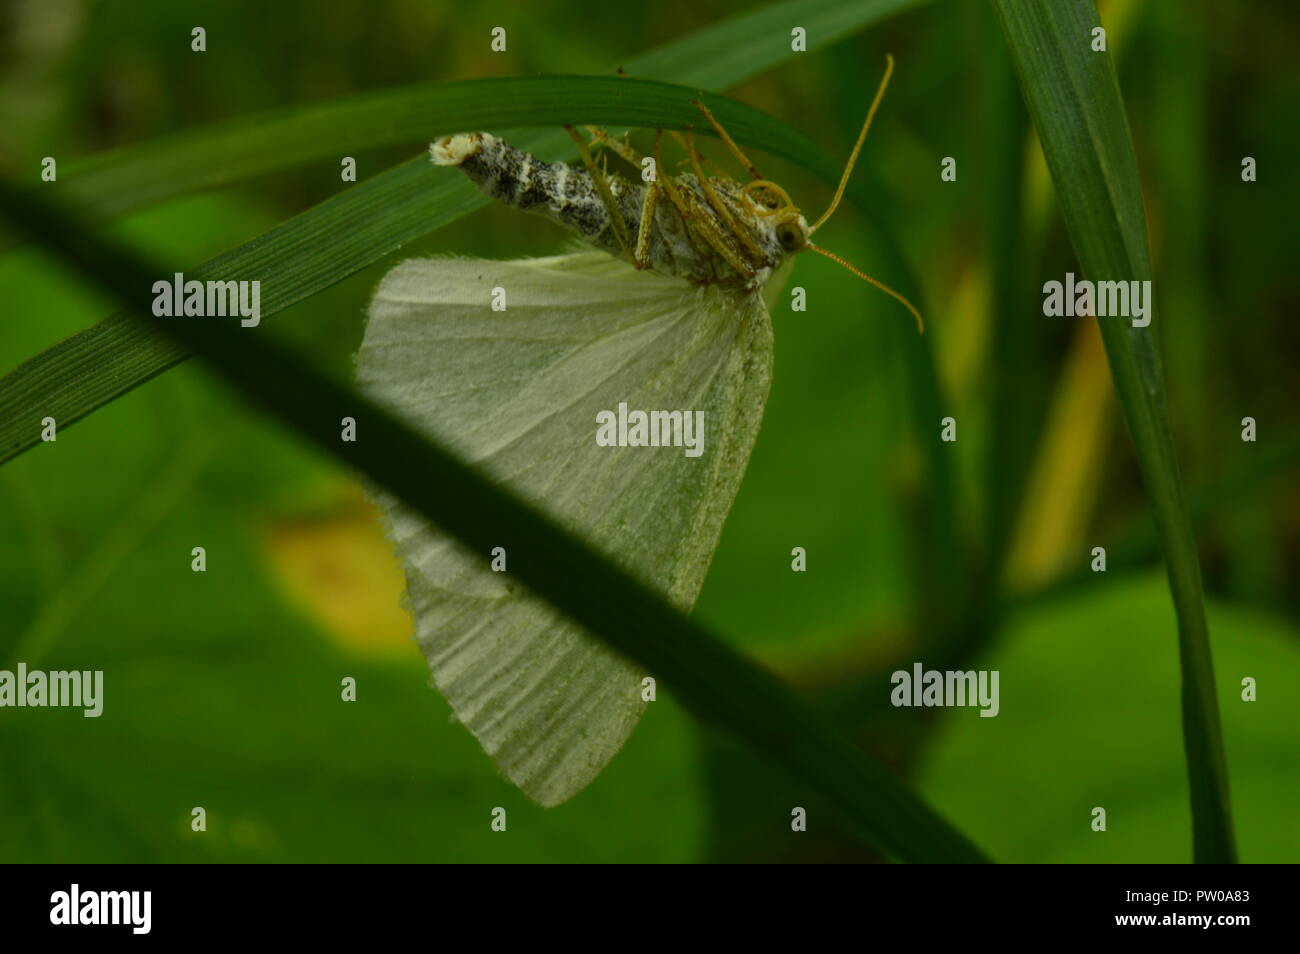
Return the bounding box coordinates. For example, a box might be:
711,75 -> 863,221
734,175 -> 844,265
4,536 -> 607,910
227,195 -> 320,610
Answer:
776,223 -> 802,250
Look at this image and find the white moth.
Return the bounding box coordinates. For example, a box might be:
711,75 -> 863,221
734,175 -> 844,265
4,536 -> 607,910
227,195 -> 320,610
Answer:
356,58 -> 920,806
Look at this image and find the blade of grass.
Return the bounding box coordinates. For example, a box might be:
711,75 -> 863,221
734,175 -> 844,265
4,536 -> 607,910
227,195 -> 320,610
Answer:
978,13 -> 1034,604
9,0 -> 927,231
0,179 -> 990,865
818,41 -> 961,654
40,77 -> 857,219
993,0 -> 1235,862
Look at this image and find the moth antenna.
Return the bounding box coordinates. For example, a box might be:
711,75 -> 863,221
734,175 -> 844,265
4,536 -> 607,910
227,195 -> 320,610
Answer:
809,54 -> 894,234
807,242 -> 924,333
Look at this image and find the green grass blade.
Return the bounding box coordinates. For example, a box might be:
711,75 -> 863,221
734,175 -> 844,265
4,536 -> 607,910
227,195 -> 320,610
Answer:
43,77 -> 833,218
0,180 -> 990,865
32,0 -> 927,227
992,0 -> 1236,863
625,0 -> 927,89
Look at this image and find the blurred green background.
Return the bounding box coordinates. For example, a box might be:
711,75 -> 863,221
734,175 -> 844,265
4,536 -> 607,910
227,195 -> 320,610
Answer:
0,0 -> 1296,862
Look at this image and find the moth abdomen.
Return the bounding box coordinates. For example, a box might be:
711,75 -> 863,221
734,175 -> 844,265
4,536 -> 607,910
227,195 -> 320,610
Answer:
432,132 -> 628,254
430,131 -> 786,290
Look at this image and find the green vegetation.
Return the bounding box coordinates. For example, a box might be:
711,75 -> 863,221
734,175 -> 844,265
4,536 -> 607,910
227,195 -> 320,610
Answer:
0,0 -> 1294,863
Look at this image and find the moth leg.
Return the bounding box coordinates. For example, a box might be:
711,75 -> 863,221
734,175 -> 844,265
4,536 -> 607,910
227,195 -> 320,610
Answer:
690,99 -> 763,180
686,210 -> 754,282
564,124 -> 634,259
655,133 -> 719,281
683,126 -> 766,263
667,130 -> 728,178
631,131 -> 661,270
587,127 -> 643,167
586,127 -> 657,270
656,142 -> 754,283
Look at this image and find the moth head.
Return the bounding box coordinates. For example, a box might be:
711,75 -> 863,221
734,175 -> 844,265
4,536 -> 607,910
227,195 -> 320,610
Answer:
747,54 -> 925,333
741,181 -> 808,253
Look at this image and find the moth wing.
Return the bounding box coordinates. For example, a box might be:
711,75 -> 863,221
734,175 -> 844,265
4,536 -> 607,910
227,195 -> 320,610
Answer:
357,251 -> 773,806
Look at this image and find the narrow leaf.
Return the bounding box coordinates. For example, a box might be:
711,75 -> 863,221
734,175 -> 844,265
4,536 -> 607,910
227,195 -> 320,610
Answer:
36,0 -> 929,225
993,0 -> 1236,862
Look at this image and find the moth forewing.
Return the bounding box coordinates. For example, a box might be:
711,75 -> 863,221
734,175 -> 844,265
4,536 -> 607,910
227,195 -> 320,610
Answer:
358,253 -> 772,806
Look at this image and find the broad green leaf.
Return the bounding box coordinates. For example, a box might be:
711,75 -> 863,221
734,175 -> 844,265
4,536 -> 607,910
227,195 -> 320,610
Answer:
922,575 -> 1297,862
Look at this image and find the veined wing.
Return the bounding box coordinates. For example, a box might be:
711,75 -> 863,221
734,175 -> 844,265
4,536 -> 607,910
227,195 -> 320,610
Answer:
356,250 -> 773,806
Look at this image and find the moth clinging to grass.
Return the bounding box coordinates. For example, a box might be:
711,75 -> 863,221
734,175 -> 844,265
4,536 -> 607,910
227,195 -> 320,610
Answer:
356,56 -> 921,806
